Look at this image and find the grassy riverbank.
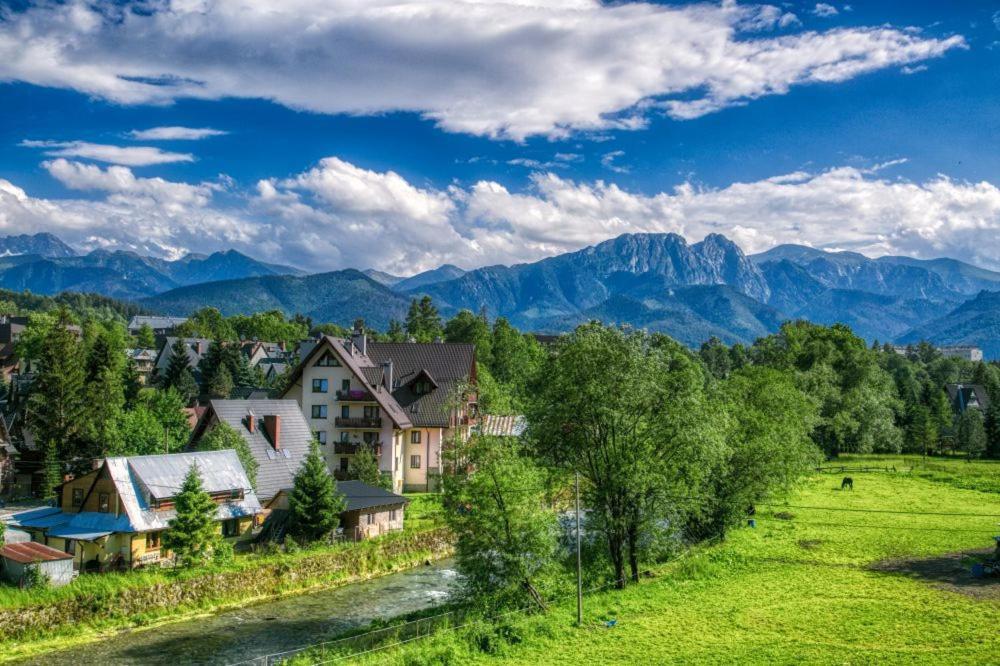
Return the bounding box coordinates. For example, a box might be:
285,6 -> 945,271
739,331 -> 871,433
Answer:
294,458 -> 1000,664
0,497 -> 451,663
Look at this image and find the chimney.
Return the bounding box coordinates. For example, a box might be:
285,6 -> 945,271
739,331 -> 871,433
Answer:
264,414 -> 281,451
352,319 -> 367,356
381,360 -> 393,391
246,411 -> 256,433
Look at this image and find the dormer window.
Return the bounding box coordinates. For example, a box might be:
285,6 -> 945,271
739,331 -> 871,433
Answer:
316,351 -> 340,367
414,380 -> 431,395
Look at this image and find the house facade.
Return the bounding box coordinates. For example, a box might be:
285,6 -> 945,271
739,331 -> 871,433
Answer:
9,450 -> 260,571
282,324 -> 477,492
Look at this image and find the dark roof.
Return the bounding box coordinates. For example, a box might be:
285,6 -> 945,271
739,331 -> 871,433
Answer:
337,480 -> 408,512
155,337 -> 211,372
195,399 -> 314,502
231,387 -> 273,400
366,342 -> 475,428
129,315 -> 188,331
1,541 -> 73,563
945,384 -> 990,412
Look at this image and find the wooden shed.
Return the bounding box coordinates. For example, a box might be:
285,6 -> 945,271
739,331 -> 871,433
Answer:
1,542 -> 74,587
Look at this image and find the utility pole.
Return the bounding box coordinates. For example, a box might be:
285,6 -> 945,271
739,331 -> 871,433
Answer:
575,469 -> 582,626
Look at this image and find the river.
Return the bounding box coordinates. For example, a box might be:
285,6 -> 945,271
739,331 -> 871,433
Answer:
20,559 -> 460,665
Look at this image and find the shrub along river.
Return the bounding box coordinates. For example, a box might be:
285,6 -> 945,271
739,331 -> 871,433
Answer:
19,559 -> 459,665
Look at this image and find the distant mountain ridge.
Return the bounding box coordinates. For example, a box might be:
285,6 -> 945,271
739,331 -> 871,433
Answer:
0,233 -> 302,300
11,231 -> 1000,357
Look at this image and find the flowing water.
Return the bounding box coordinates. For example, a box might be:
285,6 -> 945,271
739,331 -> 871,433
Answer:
23,559 -> 459,665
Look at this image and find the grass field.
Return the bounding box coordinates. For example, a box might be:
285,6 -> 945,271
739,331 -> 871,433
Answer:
306,458 -> 1000,665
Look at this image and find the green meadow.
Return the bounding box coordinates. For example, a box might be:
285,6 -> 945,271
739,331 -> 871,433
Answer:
308,457 -> 1000,665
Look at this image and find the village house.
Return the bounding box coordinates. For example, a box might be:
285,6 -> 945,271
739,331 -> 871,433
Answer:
8,450 -> 260,571
127,348 -> 158,384
190,399 -> 314,506
267,479 -> 408,541
128,315 -> 188,337
241,341 -> 292,368
946,383 -> 990,414
282,323 -> 477,492
153,337 -> 211,379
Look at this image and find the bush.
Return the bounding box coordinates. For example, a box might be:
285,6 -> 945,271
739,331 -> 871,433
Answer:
20,564 -> 49,590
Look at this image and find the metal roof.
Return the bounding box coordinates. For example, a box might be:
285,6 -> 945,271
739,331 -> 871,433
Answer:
196,400 -> 314,502
476,414 -> 528,438
1,541 -> 73,564
128,315 -> 188,331
337,480 -> 408,513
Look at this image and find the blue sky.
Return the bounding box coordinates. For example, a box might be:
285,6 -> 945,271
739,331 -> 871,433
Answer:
1,1 -> 999,274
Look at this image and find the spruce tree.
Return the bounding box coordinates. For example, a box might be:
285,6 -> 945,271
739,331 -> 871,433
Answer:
136,323 -> 156,349
123,357 -> 142,409
207,364 -> 234,398
163,338 -> 193,388
985,400 -> 1000,459
41,440 -> 62,500
26,308 -> 87,463
174,368 -> 200,403
163,464 -> 220,567
288,442 -> 344,542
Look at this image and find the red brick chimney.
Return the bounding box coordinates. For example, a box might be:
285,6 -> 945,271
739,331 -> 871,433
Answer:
246,412 -> 256,433
264,414 -> 281,451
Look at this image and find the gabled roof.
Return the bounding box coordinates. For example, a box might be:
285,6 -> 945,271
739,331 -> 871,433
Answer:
281,336 -> 413,429
193,399 -> 314,502
476,414 -> 528,438
337,480 -> 408,512
9,450 -> 261,536
367,342 -> 476,428
945,383 -> 990,412
155,337 -> 211,372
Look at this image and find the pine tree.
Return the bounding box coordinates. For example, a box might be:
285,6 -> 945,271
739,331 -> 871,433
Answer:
232,351 -> 255,388
956,408 -> 987,459
163,339 -> 194,388
985,400 -> 1000,459
288,442 -> 344,542
405,296 -> 443,342
26,308 -> 87,463
174,368 -> 199,403
207,364 -> 234,398
349,445 -> 389,489
41,440 -> 62,500
136,323 -> 157,349
123,357 -> 142,409
386,319 -> 406,342
163,464 -> 220,567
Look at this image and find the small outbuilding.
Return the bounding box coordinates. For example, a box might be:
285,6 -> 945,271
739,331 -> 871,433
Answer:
337,480 -> 408,540
1,541 -> 74,587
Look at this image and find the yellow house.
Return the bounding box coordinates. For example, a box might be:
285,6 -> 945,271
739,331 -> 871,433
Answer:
10,450 -> 261,572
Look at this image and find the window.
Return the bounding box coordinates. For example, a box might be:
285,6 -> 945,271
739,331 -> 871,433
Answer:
341,405 -> 350,418
414,380 -> 431,394
316,351 -> 340,367
341,379 -> 351,392
146,531 -> 161,549
410,455 -> 421,469
366,513 -> 375,525
98,493 -> 110,513
390,509 -> 397,521
363,431 -> 378,444
312,378 -> 328,393
364,406 -> 380,420
315,430 -> 328,445
339,457 -> 349,472
71,488 -> 84,507
222,519 -> 240,538
311,404 -> 328,419
410,431 -> 421,444
340,431 -> 350,443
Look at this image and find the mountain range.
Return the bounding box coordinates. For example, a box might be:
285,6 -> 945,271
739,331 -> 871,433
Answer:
6,232 -> 1000,357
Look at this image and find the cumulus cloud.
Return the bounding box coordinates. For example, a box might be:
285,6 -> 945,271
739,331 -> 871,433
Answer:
20,140 -> 194,166
128,126 -> 227,141
812,3 -> 839,18
6,156 -> 1000,274
0,1 -> 965,140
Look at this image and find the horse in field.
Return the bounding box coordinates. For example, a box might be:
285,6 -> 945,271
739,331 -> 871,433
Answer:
841,477 -> 853,491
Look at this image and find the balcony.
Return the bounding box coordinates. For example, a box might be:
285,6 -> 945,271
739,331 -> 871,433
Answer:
335,416 -> 382,429
334,441 -> 382,455
336,389 -> 376,402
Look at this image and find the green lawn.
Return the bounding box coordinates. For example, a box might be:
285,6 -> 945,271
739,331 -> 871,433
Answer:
322,460 -> 1000,665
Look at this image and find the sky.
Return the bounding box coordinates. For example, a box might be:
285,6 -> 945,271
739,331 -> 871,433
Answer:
1,0 -> 1000,275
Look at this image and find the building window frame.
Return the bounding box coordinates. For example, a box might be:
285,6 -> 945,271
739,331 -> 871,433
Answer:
315,430 -> 328,445
410,454 -> 421,469
312,378 -> 329,393
316,351 -> 340,367
71,487 -> 84,508
222,519 -> 240,538
146,531 -> 161,549
98,493 -> 110,513
311,404 -> 328,419
410,431 -> 421,444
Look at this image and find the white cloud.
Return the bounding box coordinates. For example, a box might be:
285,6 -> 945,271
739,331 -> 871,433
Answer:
600,150 -> 629,174
0,1 -> 965,140
20,140 -> 194,166
129,126 -> 227,141
812,4 -> 839,18
6,156 -> 1000,274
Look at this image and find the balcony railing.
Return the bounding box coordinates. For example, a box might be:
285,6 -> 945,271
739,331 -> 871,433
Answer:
334,442 -> 382,455
335,416 -> 382,429
336,389 -> 375,402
